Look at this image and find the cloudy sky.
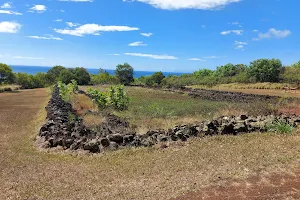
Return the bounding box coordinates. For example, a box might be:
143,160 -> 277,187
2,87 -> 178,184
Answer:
0,0 -> 298,72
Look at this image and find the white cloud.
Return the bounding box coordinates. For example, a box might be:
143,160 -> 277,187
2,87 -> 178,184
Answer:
1,3 -> 11,9
0,21 -> 21,33
128,41 -> 147,46
124,53 -> 178,60
204,56 -> 221,59
141,32 -> 152,37
229,21 -> 242,27
30,5 -> 46,13
27,35 -> 63,41
59,0 -> 93,2
253,28 -> 291,41
66,22 -> 80,27
234,41 -> 248,50
234,41 -> 247,45
188,58 -> 206,61
123,0 -> 241,10
54,19 -> 63,22
107,54 -> 120,56
13,56 -> 44,60
253,30 -> 258,32
221,29 -> 243,35
0,10 -> 22,15
60,9 -> 65,12
54,24 -> 139,36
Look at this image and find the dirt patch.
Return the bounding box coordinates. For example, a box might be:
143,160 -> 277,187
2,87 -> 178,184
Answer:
172,168 -> 300,200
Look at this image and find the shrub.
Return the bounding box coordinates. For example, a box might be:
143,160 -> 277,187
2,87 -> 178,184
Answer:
91,69 -> 119,85
57,80 -> 78,102
87,87 -> 108,109
266,120 -> 295,134
107,85 -> 130,110
87,85 -> 130,111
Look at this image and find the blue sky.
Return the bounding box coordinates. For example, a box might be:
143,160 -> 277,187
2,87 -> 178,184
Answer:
0,0 -> 299,72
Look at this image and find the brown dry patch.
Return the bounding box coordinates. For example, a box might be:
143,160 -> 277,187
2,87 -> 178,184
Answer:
172,168 -> 300,200
72,93 -> 97,115
2,88 -> 300,200
83,113 -> 105,127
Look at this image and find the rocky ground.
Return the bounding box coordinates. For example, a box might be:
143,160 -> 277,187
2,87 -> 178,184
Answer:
164,86 -> 285,103
38,86 -> 300,153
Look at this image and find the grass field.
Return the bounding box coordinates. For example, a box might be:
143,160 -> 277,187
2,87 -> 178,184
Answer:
1,87 -> 300,199
80,86 -> 276,132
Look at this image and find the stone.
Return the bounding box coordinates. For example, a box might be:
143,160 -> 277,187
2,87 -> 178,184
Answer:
83,139 -> 100,153
108,134 -> 124,144
100,138 -> 110,147
123,134 -> 134,143
109,141 -> 119,150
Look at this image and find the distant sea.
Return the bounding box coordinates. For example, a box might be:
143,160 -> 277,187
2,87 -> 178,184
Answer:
10,65 -> 187,78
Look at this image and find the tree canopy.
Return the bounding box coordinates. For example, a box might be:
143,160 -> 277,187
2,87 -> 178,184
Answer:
247,59 -> 283,82
0,63 -> 15,84
115,63 -> 134,85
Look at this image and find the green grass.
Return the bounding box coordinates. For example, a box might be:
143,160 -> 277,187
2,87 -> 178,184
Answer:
81,86 -> 275,132
266,121 -> 295,134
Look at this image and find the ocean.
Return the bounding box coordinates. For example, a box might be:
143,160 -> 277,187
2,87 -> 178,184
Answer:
10,65 -> 187,78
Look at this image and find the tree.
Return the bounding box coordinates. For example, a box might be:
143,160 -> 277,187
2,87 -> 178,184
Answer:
47,65 -> 66,83
15,73 -> 34,89
151,72 -> 165,85
281,66 -> 300,85
0,63 -> 15,84
115,63 -> 134,85
73,67 -> 91,85
247,59 -> 283,82
291,61 -> 300,68
193,69 -> 213,77
58,69 -> 74,84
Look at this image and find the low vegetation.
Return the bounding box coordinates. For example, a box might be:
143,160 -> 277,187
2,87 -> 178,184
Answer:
87,85 -> 130,110
2,89 -> 300,199
80,86 -> 285,132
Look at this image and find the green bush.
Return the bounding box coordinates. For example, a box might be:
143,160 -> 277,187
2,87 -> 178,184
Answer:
87,85 -> 130,111
266,120 -> 295,134
91,69 -> 119,85
87,87 -> 108,109
57,80 -> 78,102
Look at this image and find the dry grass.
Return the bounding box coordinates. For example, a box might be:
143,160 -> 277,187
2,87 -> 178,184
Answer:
1,88 -> 300,199
0,84 -> 21,92
191,82 -> 290,90
72,93 -> 98,115
83,113 -> 105,127
191,84 -> 300,99
80,86 -> 268,132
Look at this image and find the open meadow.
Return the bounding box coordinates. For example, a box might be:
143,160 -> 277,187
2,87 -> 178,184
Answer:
79,85 -> 283,133
2,86 -> 300,199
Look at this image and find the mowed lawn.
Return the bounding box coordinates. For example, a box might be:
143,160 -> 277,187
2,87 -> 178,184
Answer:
1,88 -> 300,200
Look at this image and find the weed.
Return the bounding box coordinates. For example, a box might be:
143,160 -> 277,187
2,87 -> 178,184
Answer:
266,121 -> 295,134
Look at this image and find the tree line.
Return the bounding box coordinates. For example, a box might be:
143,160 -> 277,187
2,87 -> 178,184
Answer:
160,59 -> 300,87
1,58 -> 300,89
